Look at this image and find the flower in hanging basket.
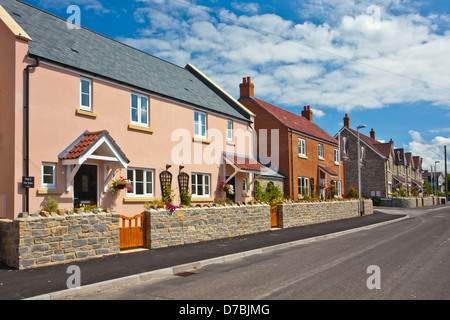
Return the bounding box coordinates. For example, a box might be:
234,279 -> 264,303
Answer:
111,176 -> 133,193
219,182 -> 234,195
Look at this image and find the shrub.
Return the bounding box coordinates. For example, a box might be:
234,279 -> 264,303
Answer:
43,196 -> 59,213
180,189 -> 191,206
346,186 -> 359,199
371,197 -> 381,206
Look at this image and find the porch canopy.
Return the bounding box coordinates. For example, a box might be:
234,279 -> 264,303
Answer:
318,164 -> 338,178
58,130 -> 130,191
223,152 -> 267,184
392,175 -> 408,188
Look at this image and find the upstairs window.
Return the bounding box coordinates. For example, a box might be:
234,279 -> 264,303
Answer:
334,149 -> 339,163
227,120 -> 233,142
318,144 -> 324,159
298,138 -> 306,157
80,78 -> 92,111
194,111 -> 207,139
131,93 -> 149,126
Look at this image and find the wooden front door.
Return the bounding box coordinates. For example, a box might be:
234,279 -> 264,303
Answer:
119,213 -> 146,249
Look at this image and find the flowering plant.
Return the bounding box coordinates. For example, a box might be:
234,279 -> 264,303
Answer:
165,202 -> 178,213
219,182 -> 234,195
111,176 -> 133,193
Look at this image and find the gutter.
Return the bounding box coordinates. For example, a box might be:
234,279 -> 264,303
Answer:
24,56 -> 40,213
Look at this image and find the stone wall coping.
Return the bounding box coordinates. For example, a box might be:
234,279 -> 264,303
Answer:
14,211 -> 119,221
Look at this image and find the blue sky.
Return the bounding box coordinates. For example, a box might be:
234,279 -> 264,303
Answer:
22,0 -> 450,172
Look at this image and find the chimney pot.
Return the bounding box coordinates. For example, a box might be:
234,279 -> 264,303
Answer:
301,105 -> 313,121
239,76 -> 254,98
343,114 -> 350,128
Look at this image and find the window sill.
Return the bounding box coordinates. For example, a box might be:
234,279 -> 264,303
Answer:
191,197 -> 214,202
123,197 -> 155,203
76,108 -> 97,118
193,137 -> 211,144
298,154 -> 307,159
318,157 -> 325,161
128,123 -> 154,134
226,140 -> 235,146
334,161 -> 340,166
37,188 -> 64,195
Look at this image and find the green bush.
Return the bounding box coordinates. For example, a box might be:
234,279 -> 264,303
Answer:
43,196 -> 59,213
180,189 -> 191,206
371,197 -> 381,206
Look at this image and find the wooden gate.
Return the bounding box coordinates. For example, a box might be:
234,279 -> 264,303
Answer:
119,213 -> 146,249
270,205 -> 279,228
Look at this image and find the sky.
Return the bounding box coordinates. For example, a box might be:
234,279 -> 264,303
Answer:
21,0 -> 450,173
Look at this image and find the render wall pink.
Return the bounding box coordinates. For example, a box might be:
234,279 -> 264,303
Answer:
0,26 -> 255,219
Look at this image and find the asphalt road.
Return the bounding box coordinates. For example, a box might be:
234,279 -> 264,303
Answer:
63,205 -> 450,300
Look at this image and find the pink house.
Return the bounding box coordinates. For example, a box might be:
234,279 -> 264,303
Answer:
0,0 -> 264,219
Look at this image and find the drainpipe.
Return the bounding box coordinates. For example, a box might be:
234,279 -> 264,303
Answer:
24,57 -> 40,213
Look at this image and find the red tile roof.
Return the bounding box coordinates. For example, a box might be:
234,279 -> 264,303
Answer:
225,154 -> 267,173
318,164 -> 338,177
60,130 -> 129,163
62,131 -> 104,160
251,97 -> 338,145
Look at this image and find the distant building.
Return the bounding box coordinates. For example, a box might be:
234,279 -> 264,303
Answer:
336,114 -> 423,198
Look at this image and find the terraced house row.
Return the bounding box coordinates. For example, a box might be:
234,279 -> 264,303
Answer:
0,0 -> 422,221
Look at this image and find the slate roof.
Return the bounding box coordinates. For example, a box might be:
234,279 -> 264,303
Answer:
248,97 -> 338,145
1,0 -> 250,122
347,128 -> 393,159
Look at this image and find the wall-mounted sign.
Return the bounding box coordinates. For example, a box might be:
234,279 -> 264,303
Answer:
22,176 -> 35,188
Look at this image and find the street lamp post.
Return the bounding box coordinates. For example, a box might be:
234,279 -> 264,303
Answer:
357,125 -> 366,216
435,161 -> 440,200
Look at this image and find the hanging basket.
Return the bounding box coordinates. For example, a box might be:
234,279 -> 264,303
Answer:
115,183 -> 126,190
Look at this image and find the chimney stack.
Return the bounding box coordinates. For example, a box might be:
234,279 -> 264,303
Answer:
343,114 -> 350,128
370,128 -> 376,140
239,76 -> 254,98
301,105 -> 313,121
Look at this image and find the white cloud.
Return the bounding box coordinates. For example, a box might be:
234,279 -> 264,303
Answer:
407,130 -> 450,173
38,0 -> 111,13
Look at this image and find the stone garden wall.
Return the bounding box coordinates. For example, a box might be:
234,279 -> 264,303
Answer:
279,199 -> 373,228
0,211 -> 119,270
379,196 -> 445,208
145,204 -> 271,249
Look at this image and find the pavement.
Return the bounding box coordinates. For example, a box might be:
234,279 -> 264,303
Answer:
0,209 -> 409,300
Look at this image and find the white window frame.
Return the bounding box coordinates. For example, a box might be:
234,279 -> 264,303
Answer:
318,143 -> 324,159
298,138 -> 306,157
227,119 -> 233,142
42,163 -> 56,189
242,178 -> 247,194
130,93 -> 149,127
334,149 -> 339,164
298,177 -> 309,197
80,78 -> 92,111
194,111 -> 207,139
126,168 -> 154,197
191,173 -> 210,197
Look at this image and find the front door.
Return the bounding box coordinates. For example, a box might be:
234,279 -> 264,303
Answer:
74,164 -> 98,207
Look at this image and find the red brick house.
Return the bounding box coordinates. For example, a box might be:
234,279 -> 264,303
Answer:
238,77 -> 344,200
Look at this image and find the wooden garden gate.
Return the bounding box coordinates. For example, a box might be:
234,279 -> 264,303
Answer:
270,205 -> 279,228
119,213 -> 146,249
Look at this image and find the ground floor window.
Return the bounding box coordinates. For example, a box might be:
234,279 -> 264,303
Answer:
127,168 -> 154,197
42,163 -> 56,188
192,173 -> 210,197
298,177 -> 309,197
